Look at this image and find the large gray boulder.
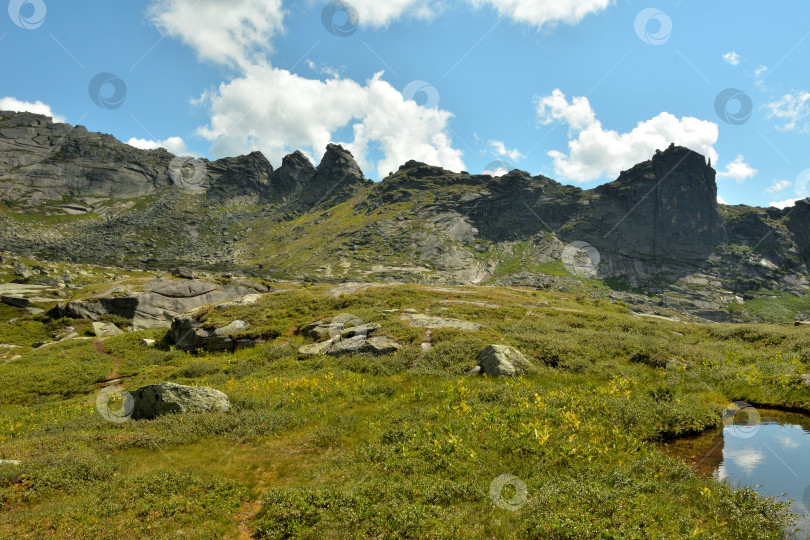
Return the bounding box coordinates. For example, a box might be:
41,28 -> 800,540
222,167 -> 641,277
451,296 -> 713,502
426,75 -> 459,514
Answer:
302,316 -> 381,340
60,279 -> 258,330
476,345 -> 533,377
130,382 -> 230,420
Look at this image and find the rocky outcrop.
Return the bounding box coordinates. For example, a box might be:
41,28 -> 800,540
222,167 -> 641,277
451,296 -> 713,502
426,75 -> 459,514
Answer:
171,317 -> 260,351
58,279 -> 258,330
400,313 -> 483,331
129,382 -> 230,420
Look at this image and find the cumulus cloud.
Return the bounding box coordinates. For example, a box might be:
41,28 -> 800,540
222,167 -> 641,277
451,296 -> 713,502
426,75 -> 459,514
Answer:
722,51 -> 740,66
765,179 -> 791,194
765,91 -> 810,132
127,136 -> 190,155
717,195 -> 728,205
468,0 -> 611,29
489,140 -> 524,161
148,0 -> 285,68
535,89 -> 719,183
717,155 -> 757,182
0,97 -> 66,123
770,198 -> 803,210
197,66 -> 464,177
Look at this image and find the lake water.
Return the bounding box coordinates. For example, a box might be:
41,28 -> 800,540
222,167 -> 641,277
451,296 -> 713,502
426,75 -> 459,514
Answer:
664,405 -> 810,539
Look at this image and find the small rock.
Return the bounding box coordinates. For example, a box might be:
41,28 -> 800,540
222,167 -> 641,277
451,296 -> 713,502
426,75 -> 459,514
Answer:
0,460 -> 21,466
1,295 -> 29,309
172,267 -> 196,280
666,357 -> 693,370
467,365 -> 482,375
130,382 -> 230,420
795,321 -> 810,327
798,374 -> 810,388
25,307 -> 44,316
142,339 -> 156,347
476,345 -> 533,377
6,355 -> 21,363
93,322 -> 124,337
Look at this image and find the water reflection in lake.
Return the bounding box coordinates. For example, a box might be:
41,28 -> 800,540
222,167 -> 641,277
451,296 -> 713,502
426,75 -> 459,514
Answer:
664,407 -> 810,539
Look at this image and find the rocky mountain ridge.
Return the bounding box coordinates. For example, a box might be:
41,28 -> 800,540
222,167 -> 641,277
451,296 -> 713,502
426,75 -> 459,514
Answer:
1,110 -> 808,322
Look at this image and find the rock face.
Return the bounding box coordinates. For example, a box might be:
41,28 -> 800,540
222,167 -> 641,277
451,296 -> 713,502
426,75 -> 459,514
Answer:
171,317 -> 257,351
130,382 -> 230,420
3,111 -> 810,323
60,279 -> 258,330
476,345 -> 533,377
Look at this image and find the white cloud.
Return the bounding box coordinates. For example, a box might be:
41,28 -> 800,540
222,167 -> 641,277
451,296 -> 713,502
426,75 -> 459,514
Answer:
489,140 -> 524,161
347,0 -> 438,27
306,60 -> 341,79
770,198 -> 803,210
755,65 -> 768,77
468,0 -> 611,29
0,97 -> 66,123
765,91 -> 810,132
147,0 -> 285,68
535,89 -> 719,183
127,136 -> 190,155
197,66 -> 464,177
765,179 -> 791,194
717,155 -> 757,182
725,447 -> 765,475
717,195 -> 728,205
722,51 -> 740,66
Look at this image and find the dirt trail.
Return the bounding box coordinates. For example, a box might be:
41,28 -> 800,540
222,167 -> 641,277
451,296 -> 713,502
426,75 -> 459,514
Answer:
93,339 -> 122,386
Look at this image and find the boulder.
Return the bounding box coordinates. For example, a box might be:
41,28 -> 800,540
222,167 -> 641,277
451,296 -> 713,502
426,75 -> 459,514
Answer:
171,316 -> 255,352
798,374 -> 810,388
476,345 -> 533,377
1,295 -> 29,308
130,382 -> 230,420
93,322 -> 124,337
171,267 -> 196,279
12,262 -> 31,278
59,279 -> 258,330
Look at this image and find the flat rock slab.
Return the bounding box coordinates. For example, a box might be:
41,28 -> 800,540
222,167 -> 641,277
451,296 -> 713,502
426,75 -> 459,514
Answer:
302,316 -> 381,340
0,284 -> 51,296
400,313 -> 483,331
130,382 -> 230,420
299,335 -> 402,357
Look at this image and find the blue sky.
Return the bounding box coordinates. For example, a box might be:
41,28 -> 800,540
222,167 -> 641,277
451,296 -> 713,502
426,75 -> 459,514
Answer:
1,0 -> 809,208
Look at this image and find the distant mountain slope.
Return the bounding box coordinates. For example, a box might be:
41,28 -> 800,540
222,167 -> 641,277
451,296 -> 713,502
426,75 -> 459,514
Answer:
1,110 -> 808,322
